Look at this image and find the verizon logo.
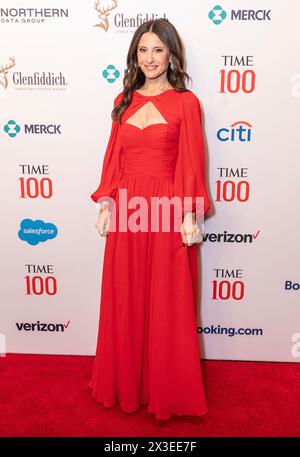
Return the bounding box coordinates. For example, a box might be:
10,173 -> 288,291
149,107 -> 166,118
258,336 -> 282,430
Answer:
203,230 -> 261,243
16,320 -> 70,332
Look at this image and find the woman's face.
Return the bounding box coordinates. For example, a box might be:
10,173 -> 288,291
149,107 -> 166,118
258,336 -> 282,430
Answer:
137,32 -> 170,80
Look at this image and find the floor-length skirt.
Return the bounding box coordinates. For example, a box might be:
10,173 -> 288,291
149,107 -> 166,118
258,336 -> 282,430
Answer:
89,173 -> 208,420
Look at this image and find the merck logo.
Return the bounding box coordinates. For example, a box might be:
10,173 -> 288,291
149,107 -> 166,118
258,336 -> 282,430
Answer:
3,120 -> 62,137
209,5 -> 271,25
102,64 -> 120,83
208,5 -> 227,25
4,120 -> 20,137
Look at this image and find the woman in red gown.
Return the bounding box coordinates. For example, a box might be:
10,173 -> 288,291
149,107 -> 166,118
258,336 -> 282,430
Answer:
89,19 -> 211,420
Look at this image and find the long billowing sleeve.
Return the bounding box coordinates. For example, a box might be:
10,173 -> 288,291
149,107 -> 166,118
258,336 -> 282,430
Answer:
91,92 -> 123,204
174,91 -> 211,218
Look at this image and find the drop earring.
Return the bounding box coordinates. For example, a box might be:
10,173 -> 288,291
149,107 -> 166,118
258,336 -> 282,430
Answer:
169,59 -> 174,71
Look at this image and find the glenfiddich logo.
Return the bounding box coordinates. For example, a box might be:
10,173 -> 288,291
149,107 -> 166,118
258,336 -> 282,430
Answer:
0,56 -> 16,89
94,0 -> 118,31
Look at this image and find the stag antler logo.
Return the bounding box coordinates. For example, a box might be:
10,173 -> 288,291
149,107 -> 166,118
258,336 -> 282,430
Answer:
94,0 -> 118,32
0,56 -> 16,89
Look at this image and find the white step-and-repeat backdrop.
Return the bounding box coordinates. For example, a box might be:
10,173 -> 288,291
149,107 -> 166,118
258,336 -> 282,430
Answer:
1,1 -> 299,362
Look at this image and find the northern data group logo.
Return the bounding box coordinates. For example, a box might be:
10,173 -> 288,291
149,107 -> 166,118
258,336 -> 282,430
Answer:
0,7 -> 69,24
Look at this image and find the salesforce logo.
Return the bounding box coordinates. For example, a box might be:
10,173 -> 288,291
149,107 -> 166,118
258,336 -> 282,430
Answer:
217,121 -> 253,142
18,218 -> 58,245
208,5 -> 227,25
102,64 -> 120,83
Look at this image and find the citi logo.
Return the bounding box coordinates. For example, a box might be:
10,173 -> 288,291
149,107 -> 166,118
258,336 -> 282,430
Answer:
3,120 -> 62,137
203,230 -> 261,243
16,320 -> 71,332
209,5 -> 271,25
217,121 -> 253,142
102,64 -> 120,84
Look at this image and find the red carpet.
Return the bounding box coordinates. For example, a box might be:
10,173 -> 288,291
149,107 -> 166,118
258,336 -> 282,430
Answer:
0,353 -> 299,437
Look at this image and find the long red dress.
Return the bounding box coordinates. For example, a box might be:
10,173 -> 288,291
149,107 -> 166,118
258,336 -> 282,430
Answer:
88,88 -> 211,420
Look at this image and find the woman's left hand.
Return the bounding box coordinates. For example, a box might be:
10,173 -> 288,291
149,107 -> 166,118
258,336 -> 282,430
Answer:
180,211 -> 203,246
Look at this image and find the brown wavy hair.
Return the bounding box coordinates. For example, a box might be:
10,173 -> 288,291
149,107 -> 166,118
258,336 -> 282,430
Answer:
112,18 -> 191,123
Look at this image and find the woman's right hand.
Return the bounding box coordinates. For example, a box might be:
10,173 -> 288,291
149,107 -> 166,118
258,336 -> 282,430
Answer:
95,201 -> 111,237
180,211 -> 203,246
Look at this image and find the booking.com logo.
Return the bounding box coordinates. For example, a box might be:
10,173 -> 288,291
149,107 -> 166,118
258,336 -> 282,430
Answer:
0,332 -> 6,357
208,5 -> 227,25
3,120 -> 21,137
102,64 -> 120,84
